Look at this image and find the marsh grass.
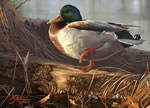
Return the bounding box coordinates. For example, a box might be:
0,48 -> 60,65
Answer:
0,0 -> 150,107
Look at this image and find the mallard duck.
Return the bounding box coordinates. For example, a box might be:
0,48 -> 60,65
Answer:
47,4 -> 144,72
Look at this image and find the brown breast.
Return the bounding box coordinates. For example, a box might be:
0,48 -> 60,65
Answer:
49,22 -> 71,56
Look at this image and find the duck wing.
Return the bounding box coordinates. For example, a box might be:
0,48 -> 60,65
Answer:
108,22 -> 138,29
118,39 -> 145,46
66,20 -> 145,46
66,20 -> 135,32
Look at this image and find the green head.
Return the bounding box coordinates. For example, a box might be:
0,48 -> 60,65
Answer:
60,4 -> 82,23
47,4 -> 82,24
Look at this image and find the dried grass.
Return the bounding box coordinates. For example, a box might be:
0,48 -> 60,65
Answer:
0,0 -> 150,108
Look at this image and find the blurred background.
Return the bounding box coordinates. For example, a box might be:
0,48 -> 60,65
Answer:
12,0 -> 150,51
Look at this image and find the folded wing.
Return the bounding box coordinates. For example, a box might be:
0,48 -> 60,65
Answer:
66,20 -> 137,32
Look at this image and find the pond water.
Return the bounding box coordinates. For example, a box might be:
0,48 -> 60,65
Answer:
12,0 -> 150,51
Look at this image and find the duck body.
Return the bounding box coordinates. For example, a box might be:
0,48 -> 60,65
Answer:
49,20 -> 144,61
48,4 -> 144,71
56,27 -> 117,61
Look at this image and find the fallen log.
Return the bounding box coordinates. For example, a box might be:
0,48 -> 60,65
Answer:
0,0 -> 150,107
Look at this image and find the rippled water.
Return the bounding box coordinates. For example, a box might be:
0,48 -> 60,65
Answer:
12,0 -> 150,51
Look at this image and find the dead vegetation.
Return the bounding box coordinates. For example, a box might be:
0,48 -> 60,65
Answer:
0,0 -> 150,107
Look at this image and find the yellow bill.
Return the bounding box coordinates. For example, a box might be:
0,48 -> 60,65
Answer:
47,15 -> 64,24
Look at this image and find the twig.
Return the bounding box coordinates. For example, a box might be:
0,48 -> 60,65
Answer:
16,51 -> 32,96
15,0 -> 30,10
0,85 -> 9,94
0,87 -> 15,107
84,69 -> 98,105
12,54 -> 18,87
87,69 -> 97,94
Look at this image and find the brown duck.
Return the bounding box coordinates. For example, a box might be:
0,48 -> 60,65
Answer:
47,4 -> 145,72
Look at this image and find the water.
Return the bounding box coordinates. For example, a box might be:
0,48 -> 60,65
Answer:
12,0 -> 150,51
